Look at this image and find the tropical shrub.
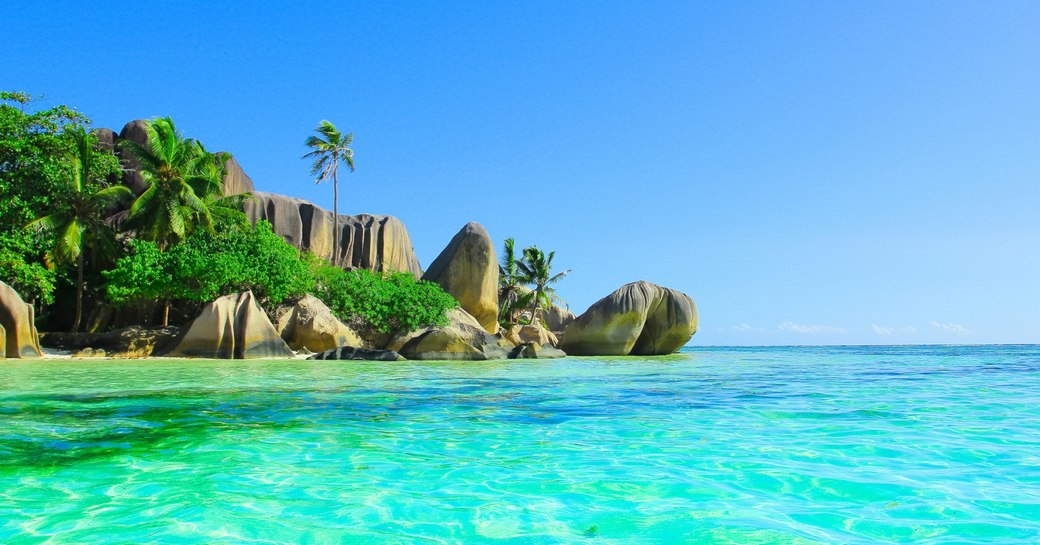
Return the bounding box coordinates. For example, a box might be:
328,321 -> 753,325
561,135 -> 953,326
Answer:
104,221 -> 314,311
311,267 -> 457,335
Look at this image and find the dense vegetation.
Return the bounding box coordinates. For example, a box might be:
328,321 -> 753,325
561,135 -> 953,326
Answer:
0,91 -> 457,336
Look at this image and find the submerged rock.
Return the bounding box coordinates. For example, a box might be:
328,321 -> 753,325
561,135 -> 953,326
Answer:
421,222 -> 500,334
244,192 -> 422,276
165,291 -> 292,359
558,281 -> 698,356
0,281 -> 42,358
308,346 -> 405,361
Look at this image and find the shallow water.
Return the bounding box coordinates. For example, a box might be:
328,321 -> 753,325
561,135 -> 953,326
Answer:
1,346 -> 1039,544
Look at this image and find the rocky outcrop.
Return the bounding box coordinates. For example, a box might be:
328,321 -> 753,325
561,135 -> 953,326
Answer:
40,326 -> 179,358
308,347 -> 405,361
117,120 -> 151,194
544,304 -> 576,334
0,281 -> 43,358
509,342 -> 567,359
244,192 -> 422,276
220,155 -> 254,196
558,281 -> 698,356
518,324 -> 559,347
387,308 -> 512,361
275,294 -> 365,352
421,222 -> 499,333
165,291 -> 292,358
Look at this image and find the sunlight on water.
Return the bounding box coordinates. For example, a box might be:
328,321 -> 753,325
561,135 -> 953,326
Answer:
1,346 -> 1039,544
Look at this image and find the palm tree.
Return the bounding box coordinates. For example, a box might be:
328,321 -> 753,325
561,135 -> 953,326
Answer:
119,117 -> 227,325
517,246 -> 570,327
498,238 -> 525,326
303,121 -> 354,263
119,117 -> 226,251
27,127 -> 131,331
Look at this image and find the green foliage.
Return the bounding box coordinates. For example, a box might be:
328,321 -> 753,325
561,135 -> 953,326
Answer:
104,221 -> 314,311
312,267 -> 457,335
497,239 -> 570,327
517,245 -> 570,325
0,91 -> 118,305
119,117 -> 228,250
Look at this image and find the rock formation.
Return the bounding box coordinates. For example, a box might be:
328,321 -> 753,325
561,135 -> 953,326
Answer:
220,154 -> 255,196
544,303 -> 576,334
421,222 -> 499,333
518,324 -> 559,347
275,294 -> 365,352
558,281 -> 698,356
117,119 -> 151,194
308,347 -> 406,361
387,308 -> 512,361
165,291 -> 292,358
509,342 -> 567,359
244,192 -> 422,276
0,281 -> 43,358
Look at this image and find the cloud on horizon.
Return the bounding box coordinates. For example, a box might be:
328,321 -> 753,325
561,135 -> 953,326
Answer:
871,324 -> 918,336
931,321 -> 969,334
778,321 -> 847,335
732,323 -> 763,332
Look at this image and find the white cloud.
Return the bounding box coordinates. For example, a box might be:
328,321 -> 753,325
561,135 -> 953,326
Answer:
871,324 -> 918,336
931,321 -> 969,334
732,323 -> 763,332
871,324 -> 896,336
777,321 -> 847,335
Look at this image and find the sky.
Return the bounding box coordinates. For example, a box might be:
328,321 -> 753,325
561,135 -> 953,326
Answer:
4,2 -> 1038,345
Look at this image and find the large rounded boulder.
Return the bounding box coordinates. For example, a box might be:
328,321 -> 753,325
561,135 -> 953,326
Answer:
558,281 -> 698,356
386,308 -> 512,361
0,281 -> 43,358
165,291 -> 292,359
276,294 -> 365,352
421,222 -> 499,334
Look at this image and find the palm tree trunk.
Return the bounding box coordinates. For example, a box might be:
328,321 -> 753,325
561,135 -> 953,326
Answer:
332,176 -> 339,265
71,252 -> 84,332
162,300 -> 170,328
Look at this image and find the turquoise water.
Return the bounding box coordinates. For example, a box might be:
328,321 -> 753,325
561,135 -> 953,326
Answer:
1,346 -> 1039,544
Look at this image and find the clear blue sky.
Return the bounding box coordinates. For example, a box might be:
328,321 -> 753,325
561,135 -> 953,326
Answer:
5,2 -> 1038,345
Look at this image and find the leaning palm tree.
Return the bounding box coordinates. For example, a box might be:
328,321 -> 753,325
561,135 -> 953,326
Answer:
517,246 -> 570,327
119,117 -> 226,326
27,127 -> 131,331
303,121 -> 354,262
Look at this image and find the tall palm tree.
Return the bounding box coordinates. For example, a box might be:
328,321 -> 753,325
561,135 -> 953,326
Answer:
303,121 -> 354,262
498,237 -> 525,326
27,127 -> 131,331
517,246 -> 570,327
119,117 -> 226,326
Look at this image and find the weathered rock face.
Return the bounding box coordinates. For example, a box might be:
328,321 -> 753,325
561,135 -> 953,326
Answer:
559,281 -> 698,356
518,324 -> 559,347
421,222 -> 499,334
0,281 -> 43,358
165,291 -> 292,359
220,155 -> 255,196
40,326 -> 179,358
387,308 -> 511,361
244,192 -> 422,276
118,119 -> 151,194
544,304 -> 576,334
276,294 -> 365,352
308,347 -> 405,361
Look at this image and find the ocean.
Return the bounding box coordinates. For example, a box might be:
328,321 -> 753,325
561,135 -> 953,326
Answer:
1,345 -> 1038,544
